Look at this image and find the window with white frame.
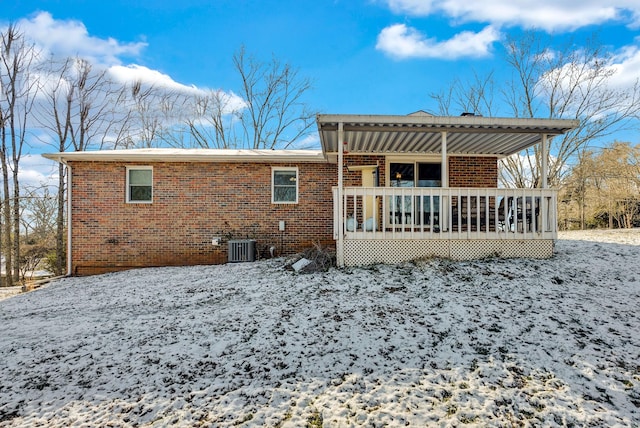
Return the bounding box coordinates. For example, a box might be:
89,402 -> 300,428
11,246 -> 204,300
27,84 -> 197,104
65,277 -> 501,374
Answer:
126,166 -> 153,203
272,167 -> 298,204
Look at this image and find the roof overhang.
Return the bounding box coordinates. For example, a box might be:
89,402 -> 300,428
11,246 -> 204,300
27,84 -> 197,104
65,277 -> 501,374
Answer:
42,148 -> 327,164
317,114 -> 579,159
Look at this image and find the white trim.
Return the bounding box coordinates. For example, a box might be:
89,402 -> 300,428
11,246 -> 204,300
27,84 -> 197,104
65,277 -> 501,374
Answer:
43,149 -> 327,163
271,167 -> 299,204
126,166 -> 153,204
317,113 -> 579,129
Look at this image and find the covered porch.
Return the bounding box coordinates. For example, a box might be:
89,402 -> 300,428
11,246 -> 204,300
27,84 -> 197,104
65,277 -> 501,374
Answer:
317,113 -> 579,267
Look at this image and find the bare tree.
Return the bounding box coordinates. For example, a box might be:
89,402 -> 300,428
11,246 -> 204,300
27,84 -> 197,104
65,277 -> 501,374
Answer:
0,25 -> 39,285
431,70 -> 497,117
64,58 -> 133,151
183,89 -> 244,149
234,47 -> 315,149
560,141 -> 640,229
183,48 -> 314,149
21,185 -> 57,245
504,34 -> 640,188
36,56 -> 133,274
593,142 -> 640,228
431,32 -> 640,188
125,80 -> 187,148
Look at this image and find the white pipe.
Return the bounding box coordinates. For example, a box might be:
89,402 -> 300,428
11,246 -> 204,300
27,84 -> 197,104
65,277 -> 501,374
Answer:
65,163 -> 72,276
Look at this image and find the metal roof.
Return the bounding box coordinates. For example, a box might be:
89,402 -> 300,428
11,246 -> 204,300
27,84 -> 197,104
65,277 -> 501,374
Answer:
42,148 -> 327,163
317,114 -> 579,158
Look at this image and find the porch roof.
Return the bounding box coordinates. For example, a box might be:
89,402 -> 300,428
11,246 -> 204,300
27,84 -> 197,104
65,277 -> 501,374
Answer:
317,113 -> 579,158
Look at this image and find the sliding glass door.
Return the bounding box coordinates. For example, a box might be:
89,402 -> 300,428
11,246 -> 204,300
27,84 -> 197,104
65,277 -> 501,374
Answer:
389,162 -> 441,227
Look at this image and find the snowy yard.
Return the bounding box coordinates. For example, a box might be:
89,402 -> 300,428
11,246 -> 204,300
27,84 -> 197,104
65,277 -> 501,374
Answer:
1,230 -> 639,427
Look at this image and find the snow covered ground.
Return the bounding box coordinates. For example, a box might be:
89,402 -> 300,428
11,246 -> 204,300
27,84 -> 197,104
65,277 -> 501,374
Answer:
1,230 -> 639,427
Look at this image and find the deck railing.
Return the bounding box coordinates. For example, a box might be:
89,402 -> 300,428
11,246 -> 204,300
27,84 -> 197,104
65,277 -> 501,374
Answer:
334,187 -> 557,241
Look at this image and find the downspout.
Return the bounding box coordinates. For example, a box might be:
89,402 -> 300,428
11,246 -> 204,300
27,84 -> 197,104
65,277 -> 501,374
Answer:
65,161 -> 72,276
337,122 -> 345,267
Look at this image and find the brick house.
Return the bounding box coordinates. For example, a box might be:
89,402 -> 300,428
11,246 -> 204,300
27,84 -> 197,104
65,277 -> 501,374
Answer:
44,113 -> 578,275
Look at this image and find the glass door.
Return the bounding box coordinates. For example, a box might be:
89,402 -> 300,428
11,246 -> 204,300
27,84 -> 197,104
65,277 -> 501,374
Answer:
416,163 -> 441,227
389,163 -> 414,225
389,162 -> 441,227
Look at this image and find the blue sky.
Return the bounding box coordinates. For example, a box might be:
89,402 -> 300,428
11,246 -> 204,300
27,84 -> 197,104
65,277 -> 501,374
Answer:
5,0 -> 640,116
3,1 -> 640,185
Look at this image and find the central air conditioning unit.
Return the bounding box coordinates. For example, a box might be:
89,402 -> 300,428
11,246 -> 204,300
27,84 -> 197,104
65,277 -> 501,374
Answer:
228,239 -> 256,262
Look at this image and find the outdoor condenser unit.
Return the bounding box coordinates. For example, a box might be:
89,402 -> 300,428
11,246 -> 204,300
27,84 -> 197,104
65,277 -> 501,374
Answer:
228,239 -> 256,262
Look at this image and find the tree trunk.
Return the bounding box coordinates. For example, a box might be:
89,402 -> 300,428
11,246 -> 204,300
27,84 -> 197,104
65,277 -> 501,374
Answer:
2,164 -> 12,287
12,167 -> 20,283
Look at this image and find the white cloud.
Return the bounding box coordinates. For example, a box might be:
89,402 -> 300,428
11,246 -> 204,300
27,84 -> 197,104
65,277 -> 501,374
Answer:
376,24 -> 501,59
386,0 -> 436,15
13,11 -> 147,66
108,65 -> 245,111
18,154 -> 59,190
384,0 -> 640,32
109,64 -> 204,94
609,45 -> 640,90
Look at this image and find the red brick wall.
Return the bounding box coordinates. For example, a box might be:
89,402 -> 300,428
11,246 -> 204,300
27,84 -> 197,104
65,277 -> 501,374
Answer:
68,154 -> 496,274
449,156 -> 498,187
69,161 -> 337,275
343,155 -> 386,186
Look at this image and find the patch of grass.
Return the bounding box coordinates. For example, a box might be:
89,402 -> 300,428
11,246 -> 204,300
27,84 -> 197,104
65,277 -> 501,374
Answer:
460,414 -> 479,424
473,345 -> 491,355
306,409 -> 323,428
440,389 -> 453,402
619,378 -> 633,388
274,411 -> 292,428
446,404 -> 458,417
469,358 -> 479,371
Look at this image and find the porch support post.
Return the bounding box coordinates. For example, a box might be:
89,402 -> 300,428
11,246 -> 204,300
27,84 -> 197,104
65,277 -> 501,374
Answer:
337,122 -> 345,267
441,131 -> 449,233
441,131 -> 448,188
541,134 -> 548,188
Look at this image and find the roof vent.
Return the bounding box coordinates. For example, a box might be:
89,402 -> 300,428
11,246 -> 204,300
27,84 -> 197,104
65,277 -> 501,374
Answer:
408,110 -> 434,117
461,112 -> 482,117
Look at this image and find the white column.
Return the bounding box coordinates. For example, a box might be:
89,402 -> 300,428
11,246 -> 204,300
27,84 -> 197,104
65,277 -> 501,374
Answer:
337,122 -> 345,267
441,131 -> 448,188
541,134 -> 548,188
441,131 -> 448,233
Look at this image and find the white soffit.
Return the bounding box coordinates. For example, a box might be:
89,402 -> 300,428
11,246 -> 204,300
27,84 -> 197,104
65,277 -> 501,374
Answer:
317,114 -> 579,157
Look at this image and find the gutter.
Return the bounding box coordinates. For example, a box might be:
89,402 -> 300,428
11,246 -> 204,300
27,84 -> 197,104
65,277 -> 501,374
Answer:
42,149 -> 329,163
